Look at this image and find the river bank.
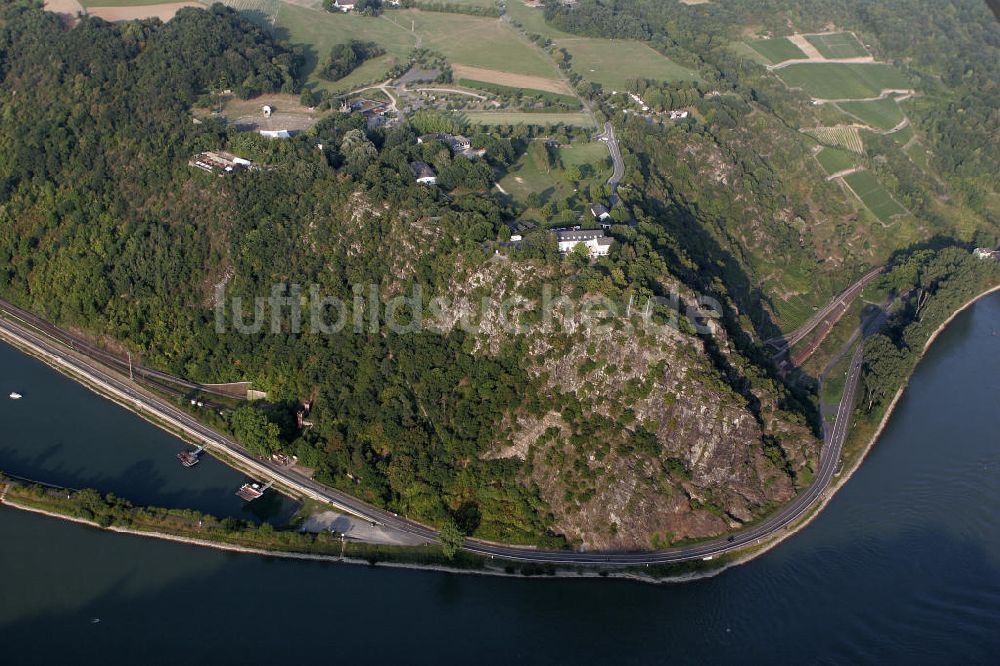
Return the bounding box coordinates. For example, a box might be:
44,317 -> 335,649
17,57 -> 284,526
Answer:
835,282 -> 1000,491
1,283 -> 997,580
0,480 -> 730,584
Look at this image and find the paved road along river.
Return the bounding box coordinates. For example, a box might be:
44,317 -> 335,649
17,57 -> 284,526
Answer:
1,294 -> 999,663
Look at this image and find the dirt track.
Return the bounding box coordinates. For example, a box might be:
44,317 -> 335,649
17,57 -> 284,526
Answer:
452,64 -> 573,95
43,0 -> 84,22
86,2 -> 199,22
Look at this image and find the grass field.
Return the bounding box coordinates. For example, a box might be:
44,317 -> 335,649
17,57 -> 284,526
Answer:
457,79 -> 580,107
505,0 -> 574,39
843,169 -> 906,222
499,140 -> 610,208
807,126 -> 864,153
747,37 -> 807,64
274,6 -> 561,90
464,111 -> 595,127
559,38 -> 697,89
804,32 -> 868,59
836,97 -> 904,130
778,63 -> 910,99
413,0 -> 496,7
815,147 -> 858,175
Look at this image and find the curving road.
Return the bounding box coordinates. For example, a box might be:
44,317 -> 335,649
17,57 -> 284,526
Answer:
0,306 -> 864,566
597,122 -> 625,206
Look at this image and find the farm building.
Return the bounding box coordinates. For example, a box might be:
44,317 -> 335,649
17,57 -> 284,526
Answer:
590,203 -> 612,223
410,161 -> 438,185
973,248 -> 1000,260
189,151 -> 252,175
333,1 -> 355,11
259,129 -> 292,139
554,229 -> 613,257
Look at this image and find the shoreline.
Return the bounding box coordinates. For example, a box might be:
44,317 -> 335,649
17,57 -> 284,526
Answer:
822,284 -> 1000,502
1,285 -> 997,581
0,497 -> 716,585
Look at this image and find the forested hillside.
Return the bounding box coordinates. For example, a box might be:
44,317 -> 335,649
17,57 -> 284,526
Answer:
544,0 -> 999,331
0,1 -> 820,549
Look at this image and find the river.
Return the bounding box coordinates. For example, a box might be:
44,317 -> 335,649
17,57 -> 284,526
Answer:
0,340 -> 296,524
1,294 -> 999,664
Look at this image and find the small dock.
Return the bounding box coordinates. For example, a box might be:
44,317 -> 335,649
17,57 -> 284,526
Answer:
235,480 -> 272,502
176,446 -> 204,468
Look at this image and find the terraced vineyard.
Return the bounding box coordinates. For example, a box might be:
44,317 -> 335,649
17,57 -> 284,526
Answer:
807,126 -> 864,153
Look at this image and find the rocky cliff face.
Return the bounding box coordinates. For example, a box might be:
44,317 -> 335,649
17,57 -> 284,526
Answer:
443,256 -> 818,550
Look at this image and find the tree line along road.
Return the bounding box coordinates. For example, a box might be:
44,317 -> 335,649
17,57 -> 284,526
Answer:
0,306 -> 865,566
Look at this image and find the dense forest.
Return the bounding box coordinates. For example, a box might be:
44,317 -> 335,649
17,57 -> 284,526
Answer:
1,0 -> 996,550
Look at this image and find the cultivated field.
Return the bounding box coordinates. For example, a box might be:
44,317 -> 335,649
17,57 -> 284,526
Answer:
836,97 -> 904,130
559,38 -> 697,89
778,63 -> 910,99
82,0 -> 193,5
804,32 -> 868,59
843,170 -> 906,222
815,147 -> 858,175
499,140 -> 610,208
44,0 -> 84,16
451,65 -> 571,95
86,2 -> 199,20
807,126 -> 864,153
748,37 -> 807,64
463,111 -> 595,127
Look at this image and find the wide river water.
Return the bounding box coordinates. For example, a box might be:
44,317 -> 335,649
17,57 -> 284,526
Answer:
1,294 -> 999,664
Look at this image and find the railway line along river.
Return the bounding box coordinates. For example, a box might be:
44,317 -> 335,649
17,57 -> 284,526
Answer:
2,293 -> 999,663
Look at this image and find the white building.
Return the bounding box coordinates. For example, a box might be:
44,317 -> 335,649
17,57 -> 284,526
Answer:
333,0 -> 355,11
409,161 -> 437,185
973,247 -> 999,260
554,229 -> 613,257
259,129 -> 291,139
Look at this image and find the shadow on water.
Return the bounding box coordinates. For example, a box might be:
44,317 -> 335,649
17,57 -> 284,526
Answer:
0,341 -> 298,524
0,506 -> 997,664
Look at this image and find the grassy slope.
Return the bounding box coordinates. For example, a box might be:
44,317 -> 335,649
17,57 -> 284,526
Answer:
804,32 -> 868,59
778,63 -> 910,99
747,37 -> 807,64
274,6 -> 561,91
836,97 -> 904,130
559,38 -> 697,89
505,0 -> 574,39
499,140 -> 609,207
843,170 -> 906,221
815,147 -> 857,174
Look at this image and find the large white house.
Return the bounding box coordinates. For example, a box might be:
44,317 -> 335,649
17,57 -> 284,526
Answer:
554,229 -> 613,257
